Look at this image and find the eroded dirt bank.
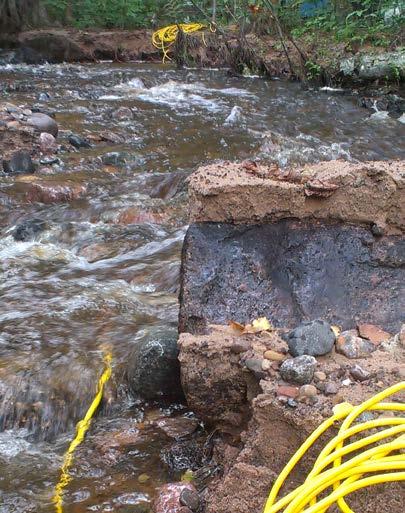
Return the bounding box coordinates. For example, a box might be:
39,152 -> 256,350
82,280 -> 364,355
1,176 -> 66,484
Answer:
176,159 -> 405,513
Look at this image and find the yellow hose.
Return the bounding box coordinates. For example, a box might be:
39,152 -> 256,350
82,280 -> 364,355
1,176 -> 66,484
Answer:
152,23 -> 209,63
52,351 -> 112,513
263,381 -> 405,513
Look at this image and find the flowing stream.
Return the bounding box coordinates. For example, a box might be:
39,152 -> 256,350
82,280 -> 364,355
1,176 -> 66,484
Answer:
0,62 -> 404,513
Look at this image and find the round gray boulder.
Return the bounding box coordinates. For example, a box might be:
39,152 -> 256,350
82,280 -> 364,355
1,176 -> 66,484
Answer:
27,113 -> 58,137
127,327 -> 183,402
287,319 -> 336,357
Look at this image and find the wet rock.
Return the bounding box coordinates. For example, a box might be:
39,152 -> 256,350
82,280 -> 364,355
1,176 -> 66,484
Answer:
3,151 -> 35,175
102,152 -> 127,166
39,157 -> 60,166
286,320 -> 336,357
39,132 -> 57,153
161,439 -> 204,473
153,483 -> 196,513
26,113 -> 58,137
25,180 -> 87,204
13,218 -> 48,242
118,207 -> 163,225
156,417 -> 199,440
179,488 -> 199,511
224,106 -> 243,125
357,323 -> 391,344
279,355 -> 317,385
350,365 -> 371,382
68,134 -> 91,149
127,327 -> 183,402
111,106 -> 135,120
336,330 -> 376,359
100,131 -> 125,144
179,221 -> 404,335
38,92 -> 51,101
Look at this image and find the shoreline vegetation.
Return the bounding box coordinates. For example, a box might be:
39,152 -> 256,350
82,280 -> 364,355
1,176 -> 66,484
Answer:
0,1 -> 404,87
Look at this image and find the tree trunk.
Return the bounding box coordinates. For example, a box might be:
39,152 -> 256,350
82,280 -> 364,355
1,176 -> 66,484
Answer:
212,0 -> 217,23
0,0 -> 46,34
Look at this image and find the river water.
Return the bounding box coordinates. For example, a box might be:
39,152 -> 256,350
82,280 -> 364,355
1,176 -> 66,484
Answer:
0,62 -> 404,513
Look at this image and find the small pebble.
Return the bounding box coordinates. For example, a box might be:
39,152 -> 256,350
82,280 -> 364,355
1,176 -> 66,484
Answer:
277,385 -> 299,399
299,384 -> 317,398
261,359 -> 271,371
263,349 -> 285,362
324,382 -> 339,395
342,378 -> 352,387
314,371 -> 326,381
349,364 -> 370,382
179,488 -> 200,511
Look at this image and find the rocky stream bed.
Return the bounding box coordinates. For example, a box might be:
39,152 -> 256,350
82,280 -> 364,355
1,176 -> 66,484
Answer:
0,57 -> 404,513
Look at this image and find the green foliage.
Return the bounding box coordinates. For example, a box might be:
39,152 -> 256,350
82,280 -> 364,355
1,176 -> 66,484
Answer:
305,59 -> 322,79
282,0 -> 404,47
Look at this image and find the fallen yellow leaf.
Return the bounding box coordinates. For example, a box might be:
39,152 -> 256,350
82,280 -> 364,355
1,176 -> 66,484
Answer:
252,317 -> 272,332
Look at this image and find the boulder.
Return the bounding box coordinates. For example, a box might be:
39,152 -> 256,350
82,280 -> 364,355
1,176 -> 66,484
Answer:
27,113 -> 58,137
127,327 -> 183,402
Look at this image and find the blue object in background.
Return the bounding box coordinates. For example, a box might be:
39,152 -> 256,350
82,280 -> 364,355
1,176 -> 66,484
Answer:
300,0 -> 329,16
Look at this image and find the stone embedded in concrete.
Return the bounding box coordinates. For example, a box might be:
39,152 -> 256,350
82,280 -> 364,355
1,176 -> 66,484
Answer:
179,221 -> 405,334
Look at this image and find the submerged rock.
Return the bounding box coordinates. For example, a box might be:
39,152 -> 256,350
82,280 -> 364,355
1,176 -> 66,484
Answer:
153,483 -> 196,513
127,327 -> 183,402
13,218 -> 48,241
287,320 -> 336,357
3,150 -> 35,175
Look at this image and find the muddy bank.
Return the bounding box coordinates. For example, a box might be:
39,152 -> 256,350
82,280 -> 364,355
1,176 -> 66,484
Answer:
0,29 -> 158,64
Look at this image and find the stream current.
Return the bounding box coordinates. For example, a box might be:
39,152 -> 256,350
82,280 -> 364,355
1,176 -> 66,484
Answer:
0,62 -> 404,513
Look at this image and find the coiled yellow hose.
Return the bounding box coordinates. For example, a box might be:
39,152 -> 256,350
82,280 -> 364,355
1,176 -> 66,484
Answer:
152,23 -> 210,62
264,381 -> 405,513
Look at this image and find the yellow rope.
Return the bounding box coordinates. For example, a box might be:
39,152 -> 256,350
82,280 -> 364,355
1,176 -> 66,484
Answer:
263,381 -> 405,513
152,23 -> 209,63
52,352 -> 112,513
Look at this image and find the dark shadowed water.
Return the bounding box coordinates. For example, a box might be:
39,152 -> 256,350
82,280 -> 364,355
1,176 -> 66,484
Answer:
0,62 -> 404,513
